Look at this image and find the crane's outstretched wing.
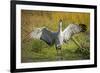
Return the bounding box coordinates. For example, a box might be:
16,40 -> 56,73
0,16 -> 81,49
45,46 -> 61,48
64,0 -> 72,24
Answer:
30,27 -> 57,45
62,24 -> 86,43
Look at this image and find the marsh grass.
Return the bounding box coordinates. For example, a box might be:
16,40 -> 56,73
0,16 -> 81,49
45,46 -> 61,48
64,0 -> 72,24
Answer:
21,10 -> 90,63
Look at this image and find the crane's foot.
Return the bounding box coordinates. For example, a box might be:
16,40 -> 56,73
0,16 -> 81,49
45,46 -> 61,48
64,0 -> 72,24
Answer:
56,47 -> 63,60
56,56 -> 62,60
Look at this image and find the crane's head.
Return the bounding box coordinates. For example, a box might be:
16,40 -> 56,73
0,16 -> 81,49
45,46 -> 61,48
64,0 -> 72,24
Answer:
79,24 -> 87,32
59,19 -> 62,28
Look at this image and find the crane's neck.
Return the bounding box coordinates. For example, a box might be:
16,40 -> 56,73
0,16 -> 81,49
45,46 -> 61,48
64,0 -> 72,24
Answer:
58,20 -> 62,33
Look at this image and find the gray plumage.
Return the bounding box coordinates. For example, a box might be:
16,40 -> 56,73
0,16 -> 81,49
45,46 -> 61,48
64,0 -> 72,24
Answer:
30,20 -> 86,49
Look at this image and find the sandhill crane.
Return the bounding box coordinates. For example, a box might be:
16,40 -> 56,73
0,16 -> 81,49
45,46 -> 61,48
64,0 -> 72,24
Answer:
29,20 -> 86,60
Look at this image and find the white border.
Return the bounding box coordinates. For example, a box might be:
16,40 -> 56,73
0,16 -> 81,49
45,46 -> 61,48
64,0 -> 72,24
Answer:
16,4 -> 94,69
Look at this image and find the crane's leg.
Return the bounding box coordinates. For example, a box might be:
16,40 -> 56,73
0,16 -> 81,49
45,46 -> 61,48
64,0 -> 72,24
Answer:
56,47 -> 63,60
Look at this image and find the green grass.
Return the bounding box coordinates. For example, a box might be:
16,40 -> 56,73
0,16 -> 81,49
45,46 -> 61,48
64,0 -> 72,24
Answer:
21,36 -> 90,63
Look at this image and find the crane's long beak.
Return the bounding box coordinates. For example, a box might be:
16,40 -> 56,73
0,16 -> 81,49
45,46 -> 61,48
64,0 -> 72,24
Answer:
79,24 -> 87,32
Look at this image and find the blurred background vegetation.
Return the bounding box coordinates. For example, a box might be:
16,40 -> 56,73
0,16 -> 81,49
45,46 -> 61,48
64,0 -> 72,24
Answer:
21,10 -> 90,63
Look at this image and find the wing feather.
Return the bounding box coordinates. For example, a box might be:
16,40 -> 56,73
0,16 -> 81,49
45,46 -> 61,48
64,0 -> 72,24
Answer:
30,27 -> 57,45
62,24 -> 81,43
63,24 -> 86,42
